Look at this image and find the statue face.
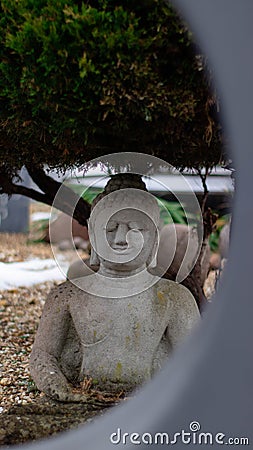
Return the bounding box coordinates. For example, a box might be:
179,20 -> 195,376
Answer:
97,208 -> 157,272
89,188 -> 160,274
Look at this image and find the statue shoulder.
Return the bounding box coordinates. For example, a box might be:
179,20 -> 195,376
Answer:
155,278 -> 200,316
44,280 -> 82,306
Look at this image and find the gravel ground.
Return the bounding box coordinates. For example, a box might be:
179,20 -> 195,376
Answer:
0,282 -> 57,413
0,233 -> 55,263
0,232 -> 60,414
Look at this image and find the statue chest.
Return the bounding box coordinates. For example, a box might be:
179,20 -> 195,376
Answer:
66,288 -> 174,388
68,289 -> 169,349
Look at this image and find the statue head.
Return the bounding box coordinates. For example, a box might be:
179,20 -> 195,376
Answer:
88,185 -> 161,275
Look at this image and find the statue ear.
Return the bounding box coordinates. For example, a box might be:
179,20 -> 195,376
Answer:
147,241 -> 158,268
147,221 -> 162,269
147,227 -> 160,269
88,218 -> 100,266
90,247 -> 100,266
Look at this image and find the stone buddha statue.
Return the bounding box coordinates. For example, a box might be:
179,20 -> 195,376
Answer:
30,174 -> 200,402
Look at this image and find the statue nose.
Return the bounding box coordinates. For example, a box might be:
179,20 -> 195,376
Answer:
114,223 -> 128,246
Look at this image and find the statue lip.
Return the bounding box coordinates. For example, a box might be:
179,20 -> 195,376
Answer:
111,244 -> 131,252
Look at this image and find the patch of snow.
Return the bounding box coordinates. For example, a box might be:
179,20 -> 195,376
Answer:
30,212 -> 56,222
0,259 -> 68,290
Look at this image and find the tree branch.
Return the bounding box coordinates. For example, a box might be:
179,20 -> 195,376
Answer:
0,169 -> 91,227
0,174 -> 54,206
26,166 -> 91,226
26,166 -> 68,197
197,166 -> 210,214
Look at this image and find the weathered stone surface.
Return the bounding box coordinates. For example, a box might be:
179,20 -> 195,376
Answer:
30,277 -> 199,399
44,213 -> 88,244
209,252 -> 221,270
157,224 -> 210,286
67,258 -> 98,279
30,180 -> 200,402
219,221 -> 230,259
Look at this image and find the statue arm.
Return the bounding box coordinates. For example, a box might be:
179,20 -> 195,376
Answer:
165,283 -> 200,350
30,287 -> 86,402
